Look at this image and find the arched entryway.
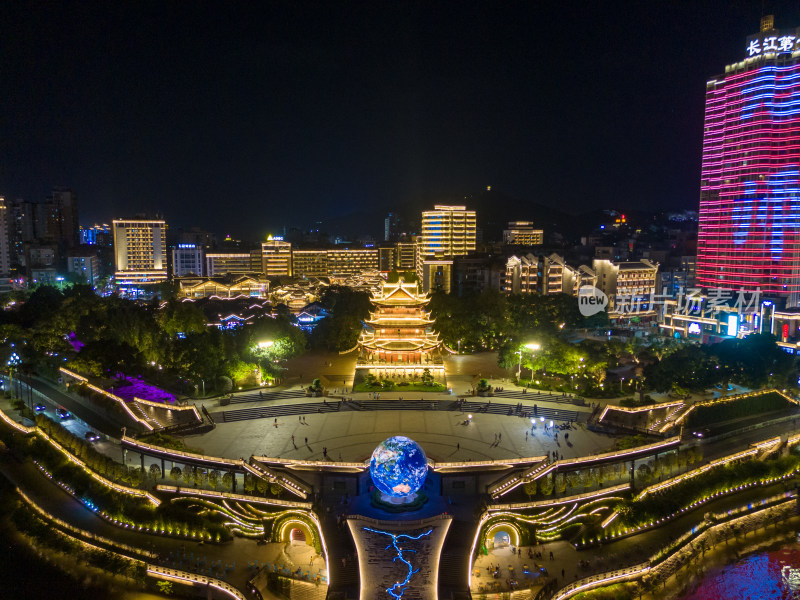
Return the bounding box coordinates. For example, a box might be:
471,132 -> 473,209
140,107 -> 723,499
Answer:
492,530 -> 511,548
290,528 -> 307,545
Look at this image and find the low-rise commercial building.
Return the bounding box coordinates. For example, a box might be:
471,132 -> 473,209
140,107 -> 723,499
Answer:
178,275 -> 269,299
172,244 -> 204,277
67,250 -> 100,285
503,221 -> 543,245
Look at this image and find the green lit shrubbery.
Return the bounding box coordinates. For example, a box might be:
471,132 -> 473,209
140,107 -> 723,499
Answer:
617,454 -> 800,529
687,392 -> 793,428
573,583 -> 635,600
2,417 -> 231,542
11,503 -> 148,581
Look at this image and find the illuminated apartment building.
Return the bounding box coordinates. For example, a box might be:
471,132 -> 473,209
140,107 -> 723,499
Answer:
396,242 -> 417,270
504,253 -> 579,295
0,199 -> 10,276
327,248 -> 379,275
378,246 -> 395,272
593,259 -> 659,319
292,250 -> 328,278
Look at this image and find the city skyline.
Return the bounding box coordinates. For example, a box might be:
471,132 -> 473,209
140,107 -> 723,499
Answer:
4,2 -> 800,240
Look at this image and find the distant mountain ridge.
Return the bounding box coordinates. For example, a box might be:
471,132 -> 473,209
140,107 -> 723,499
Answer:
302,189 -> 680,243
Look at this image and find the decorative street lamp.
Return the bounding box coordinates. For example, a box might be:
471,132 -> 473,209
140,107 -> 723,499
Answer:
7,352 -> 21,405
517,343 -> 541,381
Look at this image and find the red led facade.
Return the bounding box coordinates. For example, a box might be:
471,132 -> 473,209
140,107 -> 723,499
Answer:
697,45 -> 800,305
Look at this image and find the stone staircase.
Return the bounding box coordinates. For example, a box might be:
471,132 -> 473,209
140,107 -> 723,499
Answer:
320,515 -> 359,600
213,400 -> 342,423
228,389 -> 307,405
438,518 -> 474,600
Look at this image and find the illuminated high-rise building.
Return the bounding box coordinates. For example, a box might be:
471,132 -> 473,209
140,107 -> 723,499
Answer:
417,205 -> 476,293
697,15 -> 800,306
112,218 -> 168,288
44,188 -> 79,249
0,198 -> 10,276
261,236 -> 292,276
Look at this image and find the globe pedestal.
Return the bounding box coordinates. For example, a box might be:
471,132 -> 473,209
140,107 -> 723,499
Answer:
370,488 -> 428,513
380,491 -> 419,505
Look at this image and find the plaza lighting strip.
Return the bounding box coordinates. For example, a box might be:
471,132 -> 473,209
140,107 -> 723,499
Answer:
489,438 -> 680,499
668,389 -> 800,432
60,367 -> 155,431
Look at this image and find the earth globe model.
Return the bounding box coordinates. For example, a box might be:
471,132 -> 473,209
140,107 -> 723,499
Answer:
369,436 -> 428,497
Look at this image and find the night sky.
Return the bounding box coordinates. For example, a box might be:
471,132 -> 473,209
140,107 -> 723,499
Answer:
2,1 -> 800,240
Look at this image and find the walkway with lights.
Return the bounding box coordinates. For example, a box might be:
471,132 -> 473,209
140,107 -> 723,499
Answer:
0,456 -> 309,600
472,479 -> 796,596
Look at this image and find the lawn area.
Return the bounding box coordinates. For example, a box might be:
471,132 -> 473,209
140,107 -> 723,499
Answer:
353,381 -> 446,393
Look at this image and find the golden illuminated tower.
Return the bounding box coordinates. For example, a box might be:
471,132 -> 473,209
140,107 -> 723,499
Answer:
358,279 -> 441,365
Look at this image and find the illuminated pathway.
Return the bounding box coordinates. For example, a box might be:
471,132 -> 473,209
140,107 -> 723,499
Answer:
363,527 -> 433,600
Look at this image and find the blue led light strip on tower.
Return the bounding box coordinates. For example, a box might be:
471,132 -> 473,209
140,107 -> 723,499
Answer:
363,527 -> 433,599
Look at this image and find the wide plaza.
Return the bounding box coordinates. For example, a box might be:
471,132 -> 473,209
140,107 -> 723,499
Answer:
188,351 -> 604,463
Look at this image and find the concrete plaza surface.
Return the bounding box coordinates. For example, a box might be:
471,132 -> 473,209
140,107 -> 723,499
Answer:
187,408 -> 615,463
188,350 -> 602,463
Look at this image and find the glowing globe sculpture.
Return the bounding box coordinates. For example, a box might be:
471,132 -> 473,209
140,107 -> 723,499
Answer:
369,436 -> 428,497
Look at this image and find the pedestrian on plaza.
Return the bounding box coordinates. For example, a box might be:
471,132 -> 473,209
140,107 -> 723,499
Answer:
291,435 -> 295,444
299,415 -> 302,423
274,418 -> 278,427
305,437 -> 308,445
525,431 -> 528,441
457,442 -> 460,451
550,551 -> 554,560
498,433 -> 502,441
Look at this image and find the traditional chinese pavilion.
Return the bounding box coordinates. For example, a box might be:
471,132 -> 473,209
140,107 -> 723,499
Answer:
358,279 -> 441,366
